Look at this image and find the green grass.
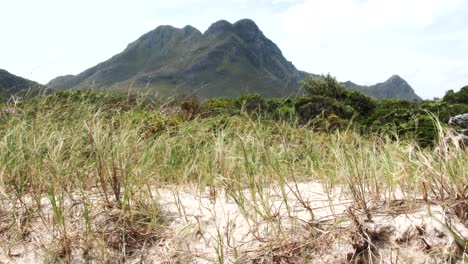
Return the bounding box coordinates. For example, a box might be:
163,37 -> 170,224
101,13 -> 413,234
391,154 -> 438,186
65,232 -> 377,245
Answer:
0,90 -> 466,262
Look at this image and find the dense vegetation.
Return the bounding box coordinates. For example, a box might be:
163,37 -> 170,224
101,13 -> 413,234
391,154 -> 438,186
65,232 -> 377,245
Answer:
443,85 -> 468,105
0,80 -> 466,262
200,74 -> 468,147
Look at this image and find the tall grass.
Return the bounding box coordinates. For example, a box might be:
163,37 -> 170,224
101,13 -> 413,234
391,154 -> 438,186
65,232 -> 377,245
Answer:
0,90 -> 466,262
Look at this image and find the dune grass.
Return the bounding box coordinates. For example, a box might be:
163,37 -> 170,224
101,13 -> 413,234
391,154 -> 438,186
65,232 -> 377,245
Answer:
0,91 -> 466,263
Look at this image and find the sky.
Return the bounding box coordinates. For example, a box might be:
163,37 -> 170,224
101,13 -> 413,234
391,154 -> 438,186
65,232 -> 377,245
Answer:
1,0 -> 467,99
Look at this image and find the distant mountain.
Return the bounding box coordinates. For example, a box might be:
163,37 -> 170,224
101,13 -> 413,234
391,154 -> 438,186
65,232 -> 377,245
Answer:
48,19 -> 420,100
342,75 -> 421,101
48,19 -> 310,98
47,75 -> 75,88
0,69 -> 46,100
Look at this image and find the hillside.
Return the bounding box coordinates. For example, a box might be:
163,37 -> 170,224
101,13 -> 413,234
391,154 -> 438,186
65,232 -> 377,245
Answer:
48,19 -> 420,100
0,69 -> 45,100
48,19 -> 309,98
342,75 -> 421,100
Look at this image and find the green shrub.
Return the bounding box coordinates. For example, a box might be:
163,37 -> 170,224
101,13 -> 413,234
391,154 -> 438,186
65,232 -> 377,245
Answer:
234,94 -> 267,113
443,86 -> 468,104
302,74 -> 347,99
201,98 -> 236,116
418,100 -> 468,123
294,96 -> 356,122
363,100 -> 440,147
264,98 -> 295,120
301,74 -> 376,120
344,90 -> 377,117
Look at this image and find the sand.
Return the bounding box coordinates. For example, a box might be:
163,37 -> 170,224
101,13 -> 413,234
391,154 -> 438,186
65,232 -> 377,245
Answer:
0,182 -> 466,263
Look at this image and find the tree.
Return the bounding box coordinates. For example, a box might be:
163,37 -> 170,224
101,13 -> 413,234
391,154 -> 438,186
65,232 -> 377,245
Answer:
443,86 -> 468,104
302,73 -> 376,118
344,90 -> 377,117
302,74 -> 346,99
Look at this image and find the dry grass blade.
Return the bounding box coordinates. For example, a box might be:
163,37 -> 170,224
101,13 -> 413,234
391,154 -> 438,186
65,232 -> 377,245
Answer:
0,91 -> 466,262
95,200 -> 167,257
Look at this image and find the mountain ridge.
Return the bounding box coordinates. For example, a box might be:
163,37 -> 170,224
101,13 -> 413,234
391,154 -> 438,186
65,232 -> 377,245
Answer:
47,19 -> 420,100
342,75 -> 421,100
0,69 -> 46,100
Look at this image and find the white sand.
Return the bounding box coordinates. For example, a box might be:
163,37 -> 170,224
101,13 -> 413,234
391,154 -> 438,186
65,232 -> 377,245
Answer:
0,182 -> 467,263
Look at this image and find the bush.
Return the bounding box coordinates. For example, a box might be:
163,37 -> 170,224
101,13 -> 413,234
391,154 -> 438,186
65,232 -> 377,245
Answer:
178,95 -> 201,118
344,90 -> 377,117
302,74 -> 347,99
443,86 -> 468,105
363,100 -> 440,147
234,94 -> 267,113
418,100 -> 468,124
302,74 -> 376,119
265,98 -> 295,120
201,98 -> 236,116
294,96 -> 356,122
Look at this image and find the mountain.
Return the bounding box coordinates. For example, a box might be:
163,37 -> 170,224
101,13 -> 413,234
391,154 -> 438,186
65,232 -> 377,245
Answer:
342,75 -> 421,100
48,19 -> 420,100
48,19 -> 309,98
0,69 -> 46,100
47,75 -> 75,88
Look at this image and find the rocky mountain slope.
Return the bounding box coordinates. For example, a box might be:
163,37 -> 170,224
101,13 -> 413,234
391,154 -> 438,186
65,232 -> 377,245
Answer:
48,19 -> 309,98
48,19 -> 420,100
342,75 -> 421,100
0,69 -> 45,100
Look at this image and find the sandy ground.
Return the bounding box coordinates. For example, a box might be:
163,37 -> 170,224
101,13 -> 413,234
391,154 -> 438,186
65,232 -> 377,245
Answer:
0,182 -> 467,263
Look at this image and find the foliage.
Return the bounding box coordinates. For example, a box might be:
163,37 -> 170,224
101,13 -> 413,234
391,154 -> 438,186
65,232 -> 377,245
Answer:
343,90 -> 377,117
302,74 -> 346,99
37,82 -> 467,150
0,89 -> 466,262
166,94 -> 202,119
234,93 -> 267,113
301,74 -> 377,120
197,83 -> 466,148
294,96 -> 356,121
363,99 -> 468,147
443,85 -> 468,104
265,98 -> 295,120
418,100 -> 468,123
201,98 -> 237,116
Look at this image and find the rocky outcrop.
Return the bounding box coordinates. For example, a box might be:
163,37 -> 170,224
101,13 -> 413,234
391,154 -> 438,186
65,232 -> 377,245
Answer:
437,113 -> 468,153
448,113 -> 468,129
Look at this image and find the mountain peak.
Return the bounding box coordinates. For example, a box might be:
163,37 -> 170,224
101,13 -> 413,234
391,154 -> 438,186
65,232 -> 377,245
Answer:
342,75 -> 420,100
204,20 -> 233,35
48,18 -> 304,97
233,19 -> 261,42
46,19 -> 421,100
204,19 -> 261,41
154,25 -> 178,33
145,24 -> 202,37
182,25 -> 202,35
387,75 -> 405,83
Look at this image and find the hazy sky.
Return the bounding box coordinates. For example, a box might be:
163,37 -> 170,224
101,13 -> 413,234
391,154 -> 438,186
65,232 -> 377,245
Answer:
1,0 -> 467,99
